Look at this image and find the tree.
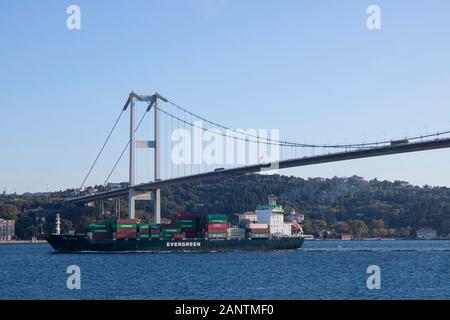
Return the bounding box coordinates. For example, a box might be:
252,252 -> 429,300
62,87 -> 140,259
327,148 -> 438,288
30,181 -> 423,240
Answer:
370,219 -> 388,237
350,220 -> 369,238
0,204 -> 20,220
336,223 -> 350,234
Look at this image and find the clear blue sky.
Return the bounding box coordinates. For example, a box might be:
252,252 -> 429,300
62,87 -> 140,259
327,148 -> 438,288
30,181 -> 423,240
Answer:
1,0 -> 450,193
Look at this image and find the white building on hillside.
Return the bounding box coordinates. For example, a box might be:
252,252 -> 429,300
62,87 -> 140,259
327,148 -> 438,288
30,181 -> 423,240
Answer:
255,195 -> 292,237
0,219 -> 15,240
416,228 -> 437,240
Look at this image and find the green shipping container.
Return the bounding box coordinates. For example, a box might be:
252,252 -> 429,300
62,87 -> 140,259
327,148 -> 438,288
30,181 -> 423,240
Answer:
114,224 -> 137,228
139,225 -> 150,230
178,224 -> 196,229
150,224 -> 161,230
208,214 -> 227,220
75,233 -> 86,237
139,234 -> 150,239
207,219 -> 227,224
161,228 -> 181,234
150,234 -> 161,238
208,233 -> 227,238
160,232 -> 175,237
176,219 -> 197,224
91,229 -> 110,234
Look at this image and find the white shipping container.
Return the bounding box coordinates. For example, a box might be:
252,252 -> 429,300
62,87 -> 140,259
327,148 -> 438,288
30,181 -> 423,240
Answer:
249,223 -> 268,229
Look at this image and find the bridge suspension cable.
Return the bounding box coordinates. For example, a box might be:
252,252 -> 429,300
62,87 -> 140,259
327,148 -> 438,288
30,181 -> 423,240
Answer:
165,98 -> 357,149
163,98 -> 450,150
79,106 -> 127,190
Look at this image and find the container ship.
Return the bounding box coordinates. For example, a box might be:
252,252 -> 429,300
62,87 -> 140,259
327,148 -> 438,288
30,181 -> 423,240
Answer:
46,201 -> 305,253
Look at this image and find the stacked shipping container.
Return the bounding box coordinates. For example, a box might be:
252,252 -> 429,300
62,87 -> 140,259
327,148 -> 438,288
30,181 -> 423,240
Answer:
247,223 -> 270,239
227,227 -> 246,239
115,219 -> 139,239
160,224 -> 181,239
175,214 -> 198,239
150,224 -> 161,239
207,214 -> 228,239
74,225 -> 86,237
138,224 -> 150,239
72,214 -> 271,242
87,223 -> 113,240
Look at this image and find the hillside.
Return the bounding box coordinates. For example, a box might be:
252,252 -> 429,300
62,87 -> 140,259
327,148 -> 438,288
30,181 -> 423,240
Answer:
1,174 -> 449,239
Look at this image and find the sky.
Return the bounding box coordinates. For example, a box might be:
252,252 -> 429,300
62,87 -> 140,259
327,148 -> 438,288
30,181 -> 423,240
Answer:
1,0 -> 450,193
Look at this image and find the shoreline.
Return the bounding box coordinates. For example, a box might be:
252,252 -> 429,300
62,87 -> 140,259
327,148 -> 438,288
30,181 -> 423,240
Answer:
0,240 -> 47,244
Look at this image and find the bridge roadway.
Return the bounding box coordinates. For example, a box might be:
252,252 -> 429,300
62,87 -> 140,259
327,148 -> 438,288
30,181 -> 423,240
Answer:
67,137 -> 450,203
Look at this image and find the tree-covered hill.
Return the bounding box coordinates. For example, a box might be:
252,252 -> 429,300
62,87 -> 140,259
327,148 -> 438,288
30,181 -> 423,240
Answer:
1,174 -> 449,239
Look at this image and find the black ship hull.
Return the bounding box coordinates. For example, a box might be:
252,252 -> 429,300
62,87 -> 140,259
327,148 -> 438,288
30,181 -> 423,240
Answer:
45,234 -> 305,253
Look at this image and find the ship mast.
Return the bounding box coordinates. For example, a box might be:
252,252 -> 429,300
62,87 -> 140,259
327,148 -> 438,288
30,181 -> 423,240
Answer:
55,213 -> 61,235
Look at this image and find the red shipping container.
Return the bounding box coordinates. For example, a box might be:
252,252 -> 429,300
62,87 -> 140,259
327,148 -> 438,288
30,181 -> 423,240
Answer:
207,223 -> 228,229
91,232 -> 113,238
186,233 -> 198,239
116,228 -> 137,232
172,233 -> 186,239
116,230 -> 136,234
74,227 -> 85,233
116,234 -> 137,239
180,228 -> 197,232
139,230 -> 150,234
247,228 -> 270,234
116,219 -> 139,224
207,228 -> 228,233
150,230 -> 161,234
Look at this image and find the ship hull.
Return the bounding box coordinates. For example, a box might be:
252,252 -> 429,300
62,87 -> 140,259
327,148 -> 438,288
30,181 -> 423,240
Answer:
45,235 -> 304,253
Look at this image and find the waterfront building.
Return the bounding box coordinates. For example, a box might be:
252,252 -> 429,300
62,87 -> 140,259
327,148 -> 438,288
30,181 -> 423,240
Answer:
416,228 -> 437,240
341,233 -> 352,240
0,219 -> 15,240
286,211 -> 305,223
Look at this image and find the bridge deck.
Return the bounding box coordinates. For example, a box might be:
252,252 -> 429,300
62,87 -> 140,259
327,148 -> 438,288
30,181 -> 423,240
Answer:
67,137 -> 450,203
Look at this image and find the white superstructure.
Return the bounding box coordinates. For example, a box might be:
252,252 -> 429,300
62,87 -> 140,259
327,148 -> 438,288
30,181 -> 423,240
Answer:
255,195 -> 292,237
237,211 -> 258,223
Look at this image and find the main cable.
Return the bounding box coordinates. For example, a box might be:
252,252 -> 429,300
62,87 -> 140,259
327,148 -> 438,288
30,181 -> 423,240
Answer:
80,109 -> 125,189
164,98 -> 450,149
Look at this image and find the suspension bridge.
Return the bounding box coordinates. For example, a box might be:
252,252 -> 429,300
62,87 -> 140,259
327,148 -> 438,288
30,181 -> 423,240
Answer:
67,91 -> 450,224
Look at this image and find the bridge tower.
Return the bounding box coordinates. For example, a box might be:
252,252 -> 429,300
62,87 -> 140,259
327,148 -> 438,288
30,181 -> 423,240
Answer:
127,92 -> 166,223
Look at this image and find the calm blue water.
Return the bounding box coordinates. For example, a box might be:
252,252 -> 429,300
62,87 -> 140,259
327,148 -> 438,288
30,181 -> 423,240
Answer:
0,240 -> 449,300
